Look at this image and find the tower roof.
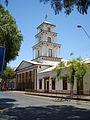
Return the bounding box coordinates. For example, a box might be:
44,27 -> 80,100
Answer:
37,21 -> 56,29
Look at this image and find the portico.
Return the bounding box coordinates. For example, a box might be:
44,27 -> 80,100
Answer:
16,60 -> 38,92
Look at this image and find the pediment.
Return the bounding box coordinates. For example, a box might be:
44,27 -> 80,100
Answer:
16,60 -> 33,71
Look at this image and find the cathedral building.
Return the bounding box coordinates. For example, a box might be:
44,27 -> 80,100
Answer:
16,20 -> 90,95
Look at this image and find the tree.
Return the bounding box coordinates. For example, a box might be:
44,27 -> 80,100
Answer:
53,56 -> 87,97
1,66 -> 16,81
66,57 -> 87,96
74,57 -> 87,95
40,0 -> 90,15
0,4 -> 23,68
0,0 -> 8,6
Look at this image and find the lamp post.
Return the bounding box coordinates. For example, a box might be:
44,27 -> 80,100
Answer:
77,24 -> 90,39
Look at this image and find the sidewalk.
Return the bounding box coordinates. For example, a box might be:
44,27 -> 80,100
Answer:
25,91 -> 90,101
10,90 -> 90,101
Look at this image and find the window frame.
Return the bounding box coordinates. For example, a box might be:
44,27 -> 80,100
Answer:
49,49 -> 52,57
38,50 -> 40,58
52,78 -> 55,90
47,37 -> 51,43
47,27 -> 51,32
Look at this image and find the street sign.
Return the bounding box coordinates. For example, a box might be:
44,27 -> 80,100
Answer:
0,46 -> 5,77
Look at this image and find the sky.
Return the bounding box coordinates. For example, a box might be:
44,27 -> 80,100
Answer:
4,0 -> 90,68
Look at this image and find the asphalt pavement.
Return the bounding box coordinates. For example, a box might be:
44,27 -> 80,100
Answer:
0,91 -> 90,120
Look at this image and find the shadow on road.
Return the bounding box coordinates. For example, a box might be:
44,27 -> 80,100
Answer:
0,98 -> 90,120
0,105 -> 90,120
0,98 -> 16,110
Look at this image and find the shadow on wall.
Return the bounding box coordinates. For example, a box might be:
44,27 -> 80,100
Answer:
0,98 -> 90,120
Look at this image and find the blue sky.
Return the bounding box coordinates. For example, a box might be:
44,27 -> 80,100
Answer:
6,0 -> 90,67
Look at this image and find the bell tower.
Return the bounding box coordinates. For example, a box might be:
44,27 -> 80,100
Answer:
32,20 -> 61,62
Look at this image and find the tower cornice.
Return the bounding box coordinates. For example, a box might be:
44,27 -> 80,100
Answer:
32,41 -> 61,49
35,30 -> 57,38
37,21 -> 56,29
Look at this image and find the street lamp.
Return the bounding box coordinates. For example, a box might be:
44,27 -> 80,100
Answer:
77,24 -> 90,39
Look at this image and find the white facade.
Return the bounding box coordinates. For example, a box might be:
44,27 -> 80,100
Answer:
33,21 -> 60,60
16,20 -> 90,95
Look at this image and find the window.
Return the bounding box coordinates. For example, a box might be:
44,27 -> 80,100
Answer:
49,49 -> 52,57
47,27 -> 51,32
63,77 -> 67,90
39,79 -> 42,89
47,37 -> 51,43
38,50 -> 40,57
52,78 -> 55,90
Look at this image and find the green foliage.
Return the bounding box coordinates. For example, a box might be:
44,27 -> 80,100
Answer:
70,52 -> 74,56
0,4 -> 23,68
40,0 -> 90,15
53,61 -> 65,80
54,56 -> 87,96
75,57 -> 87,81
0,0 -> 8,6
1,66 -> 16,81
54,56 -> 87,83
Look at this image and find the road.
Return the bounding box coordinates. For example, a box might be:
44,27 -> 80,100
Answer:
0,91 -> 90,120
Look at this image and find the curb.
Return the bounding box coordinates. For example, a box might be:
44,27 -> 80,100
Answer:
25,92 -> 90,101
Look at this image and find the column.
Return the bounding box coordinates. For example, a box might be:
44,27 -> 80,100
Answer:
27,71 -> 29,90
19,74 -> 21,91
56,48 -> 57,57
49,77 -> 52,92
29,71 -> 31,92
23,73 -> 25,91
42,78 -> 44,91
21,73 -> 24,90
34,69 -> 37,91
47,46 -> 48,56
59,46 -> 60,58
21,73 -> 23,91
16,74 -> 18,90
36,69 -> 37,91
33,69 -> 35,91
33,49 -> 34,59
18,74 -> 20,90
25,72 -> 28,91
41,47 -> 42,56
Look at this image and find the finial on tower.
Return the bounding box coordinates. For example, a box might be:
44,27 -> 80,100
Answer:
45,14 -> 48,21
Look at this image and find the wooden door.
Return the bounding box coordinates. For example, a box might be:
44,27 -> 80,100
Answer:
44,78 -> 49,93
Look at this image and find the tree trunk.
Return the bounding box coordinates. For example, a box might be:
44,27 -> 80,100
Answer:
70,69 -> 75,98
70,83 -> 74,98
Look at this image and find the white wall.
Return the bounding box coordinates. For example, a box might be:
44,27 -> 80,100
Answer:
41,45 -> 57,57
35,47 -> 42,58
45,34 -> 56,43
83,64 -> 90,94
37,67 -> 78,93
